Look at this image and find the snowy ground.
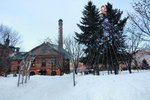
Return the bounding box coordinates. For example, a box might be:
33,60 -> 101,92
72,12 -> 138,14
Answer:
0,70 -> 150,100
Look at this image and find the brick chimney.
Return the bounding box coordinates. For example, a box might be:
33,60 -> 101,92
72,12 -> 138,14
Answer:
58,19 -> 63,49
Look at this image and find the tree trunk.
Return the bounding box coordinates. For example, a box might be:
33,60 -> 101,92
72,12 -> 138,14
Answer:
114,65 -> 119,75
128,59 -> 132,74
95,65 -> 100,75
110,66 -> 113,74
74,63 -> 78,74
107,65 -> 110,75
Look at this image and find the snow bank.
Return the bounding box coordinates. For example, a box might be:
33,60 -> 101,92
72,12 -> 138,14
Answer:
0,70 -> 150,100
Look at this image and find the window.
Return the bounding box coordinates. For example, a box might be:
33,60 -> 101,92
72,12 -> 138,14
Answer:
41,59 -> 46,67
31,63 -> 35,67
31,60 -> 35,67
51,59 -> 56,67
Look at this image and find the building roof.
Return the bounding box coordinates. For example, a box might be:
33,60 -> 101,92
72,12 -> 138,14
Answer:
0,44 -> 8,49
29,42 -> 71,59
11,52 -> 27,60
132,49 -> 150,66
0,43 -> 25,60
6,42 -> 71,61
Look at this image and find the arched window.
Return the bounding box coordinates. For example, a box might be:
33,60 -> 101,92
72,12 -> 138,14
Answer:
41,59 -> 46,67
31,59 -> 35,67
51,71 -> 57,76
50,59 -> 56,67
30,72 -> 35,76
39,70 -> 47,75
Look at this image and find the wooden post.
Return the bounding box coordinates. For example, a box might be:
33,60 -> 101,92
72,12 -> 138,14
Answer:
72,62 -> 76,87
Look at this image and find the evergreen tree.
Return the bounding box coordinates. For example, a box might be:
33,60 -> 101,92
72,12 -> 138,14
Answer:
75,1 -> 128,75
101,3 -> 128,74
75,1 -> 102,70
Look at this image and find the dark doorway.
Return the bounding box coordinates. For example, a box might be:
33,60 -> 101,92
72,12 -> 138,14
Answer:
17,66 -> 20,73
39,70 -> 47,75
51,71 -> 57,76
30,72 -> 35,76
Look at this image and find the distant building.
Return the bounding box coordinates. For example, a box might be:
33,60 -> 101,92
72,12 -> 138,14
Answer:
0,43 -> 10,75
133,49 -> 150,67
0,19 -> 71,76
10,51 -> 26,75
70,63 -> 86,73
0,38 -> 21,75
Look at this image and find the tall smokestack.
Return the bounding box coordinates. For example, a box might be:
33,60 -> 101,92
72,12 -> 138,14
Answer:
58,19 -> 63,49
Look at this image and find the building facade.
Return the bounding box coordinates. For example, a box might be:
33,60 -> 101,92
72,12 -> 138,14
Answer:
28,42 -> 70,76
0,38 -> 21,76
0,19 -> 70,76
133,49 -> 150,68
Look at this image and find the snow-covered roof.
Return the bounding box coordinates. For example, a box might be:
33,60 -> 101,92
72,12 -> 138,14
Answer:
11,52 -> 27,60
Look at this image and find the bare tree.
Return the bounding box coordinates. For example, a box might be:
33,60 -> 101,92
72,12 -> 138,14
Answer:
64,36 -> 84,74
0,24 -> 21,76
0,24 -> 21,46
126,25 -> 143,53
125,24 -> 144,72
128,0 -> 150,41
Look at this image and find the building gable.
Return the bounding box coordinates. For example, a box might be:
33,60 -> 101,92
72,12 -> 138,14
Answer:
30,42 -> 60,56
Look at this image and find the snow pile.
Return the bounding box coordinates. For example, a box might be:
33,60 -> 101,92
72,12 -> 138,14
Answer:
0,71 -> 150,100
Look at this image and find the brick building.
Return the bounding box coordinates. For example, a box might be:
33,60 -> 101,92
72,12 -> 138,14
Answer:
0,43 -> 10,75
0,38 -> 21,76
0,19 -> 71,76
28,41 -> 70,76
133,49 -> 150,67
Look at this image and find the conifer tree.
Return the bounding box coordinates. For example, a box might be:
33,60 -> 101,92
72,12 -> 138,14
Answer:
75,1 -> 102,69
101,3 -> 128,74
76,1 -> 128,75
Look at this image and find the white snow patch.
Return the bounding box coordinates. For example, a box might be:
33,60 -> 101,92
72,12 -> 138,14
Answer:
0,70 -> 150,100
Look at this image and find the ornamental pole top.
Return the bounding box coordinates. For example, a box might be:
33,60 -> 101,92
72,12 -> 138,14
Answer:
100,5 -> 106,16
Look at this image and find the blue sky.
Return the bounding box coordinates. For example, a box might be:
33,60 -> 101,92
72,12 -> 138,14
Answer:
0,0 -> 133,51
